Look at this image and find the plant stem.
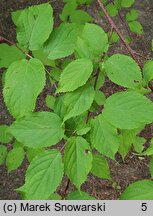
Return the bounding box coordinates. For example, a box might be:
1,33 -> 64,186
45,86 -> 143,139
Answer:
62,178 -> 70,200
0,35 -> 32,59
95,0 -> 138,62
94,67 -> 100,90
0,35 -> 58,88
110,0 -> 131,37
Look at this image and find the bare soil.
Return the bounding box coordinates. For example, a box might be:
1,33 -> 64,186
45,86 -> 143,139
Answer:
0,0 -> 153,200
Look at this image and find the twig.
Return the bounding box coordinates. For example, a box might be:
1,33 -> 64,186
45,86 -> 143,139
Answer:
62,179 -> 70,200
0,35 -> 58,88
0,35 -> 32,59
86,111 -> 91,124
95,0 -> 138,62
94,68 -> 100,90
110,0 -> 131,37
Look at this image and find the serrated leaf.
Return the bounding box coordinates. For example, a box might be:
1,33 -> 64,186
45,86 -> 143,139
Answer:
128,21 -> 143,35
121,0 -> 134,8
126,9 -> 138,22
0,44 -> 25,68
26,148 -> 44,163
6,147 -> 24,172
77,127 -> 91,136
75,37 -> 93,60
119,130 -> 135,160
9,112 -> 65,149
70,10 -> 93,24
64,136 -> 92,189
91,154 -> 112,180
50,67 -> 61,81
106,4 -> 118,17
57,59 -> 93,93
104,54 -> 142,89
0,145 -> 7,165
32,48 -> 55,66
120,180 -> 153,200
54,96 -> 66,120
43,23 -> 78,60
94,90 -> 106,105
143,60 -> 153,84
63,84 -> 95,122
46,95 -> 56,110
81,23 -> 108,57
109,32 -> 119,44
21,150 -> 64,199
67,191 -> 95,200
133,136 -> 146,153
60,1 -> 77,22
91,114 -> 120,159
103,91 -> 153,129
14,3 -> 53,50
3,58 -> 46,119
142,139 -> 153,156
0,125 -> 13,144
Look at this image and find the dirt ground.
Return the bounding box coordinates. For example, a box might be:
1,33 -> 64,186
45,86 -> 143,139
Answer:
0,0 -> 153,200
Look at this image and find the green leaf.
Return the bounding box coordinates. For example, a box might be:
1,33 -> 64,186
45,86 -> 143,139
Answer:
77,127 -> 91,136
3,58 -> 46,119
95,67 -> 105,90
94,90 -> 106,105
46,95 -> 56,110
91,154 -> 112,180
14,3 -> 53,50
43,23 -> 78,60
0,44 -> 25,68
133,136 -> 146,153
60,1 -> 77,22
104,54 -> 142,89
106,4 -> 118,17
119,130 -> 135,160
75,37 -> 93,60
121,0 -> 134,8
143,60 -> 153,84
57,59 -> 93,93
0,125 -> 13,144
21,150 -> 64,199
70,10 -> 93,24
6,147 -> 24,172
48,193 -> 62,200
50,68 -> 61,81
9,112 -> 65,149
64,136 -> 92,189
63,84 -> 95,122
142,139 -> 153,156
0,145 -> 7,165
26,148 -> 44,163
120,180 -> 153,200
32,49 -> 55,66
126,9 -> 138,22
150,156 -> 153,178
103,91 -> 153,129
81,23 -> 108,57
67,191 -> 95,200
128,21 -> 144,35
91,115 -> 120,159
54,96 -> 66,120
109,32 -> 119,44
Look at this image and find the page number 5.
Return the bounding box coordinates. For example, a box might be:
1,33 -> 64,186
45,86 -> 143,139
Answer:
141,203 -> 147,211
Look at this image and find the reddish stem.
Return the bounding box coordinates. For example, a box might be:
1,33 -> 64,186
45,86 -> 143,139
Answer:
95,0 -> 138,62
